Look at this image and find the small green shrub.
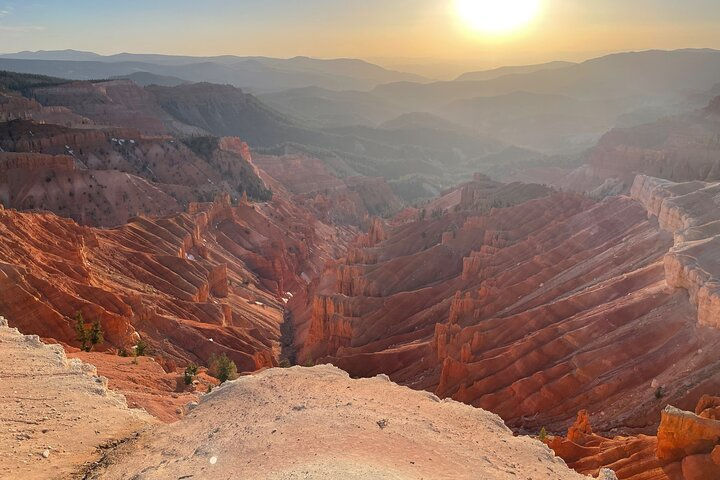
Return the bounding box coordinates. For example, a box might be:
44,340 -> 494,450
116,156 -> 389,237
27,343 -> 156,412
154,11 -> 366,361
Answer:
184,363 -> 199,385
209,353 -> 238,383
135,338 -> 148,357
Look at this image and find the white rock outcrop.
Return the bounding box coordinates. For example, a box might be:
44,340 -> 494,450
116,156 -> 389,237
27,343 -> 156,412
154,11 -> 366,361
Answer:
631,175 -> 720,327
0,316 -> 152,479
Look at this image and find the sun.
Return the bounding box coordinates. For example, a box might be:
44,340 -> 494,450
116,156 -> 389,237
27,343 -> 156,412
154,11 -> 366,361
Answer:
456,0 -> 541,35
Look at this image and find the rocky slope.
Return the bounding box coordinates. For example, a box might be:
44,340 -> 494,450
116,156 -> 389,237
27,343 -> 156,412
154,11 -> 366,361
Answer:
30,80 -> 173,135
508,96 -> 720,195
67,350 -> 205,423
0,187 -> 354,417
4,68 -> 720,480
540,175 -> 720,478
630,175 -> 720,328
144,82 -> 512,198
550,396 -> 720,480
2,72 -> 517,202
0,316 -> 152,479
296,174 -> 720,437
88,365 -> 584,480
254,149 -> 403,225
0,88 -> 89,125
583,98 -> 720,190
1,72 -> 403,425
0,118 -> 270,226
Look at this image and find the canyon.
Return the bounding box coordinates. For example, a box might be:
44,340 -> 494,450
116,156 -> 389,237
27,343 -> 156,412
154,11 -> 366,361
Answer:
2,66 -> 720,479
0,180 -> 358,418
298,173 -> 720,438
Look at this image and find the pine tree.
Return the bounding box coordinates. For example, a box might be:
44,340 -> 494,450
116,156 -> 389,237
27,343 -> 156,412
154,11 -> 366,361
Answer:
74,313 -> 90,352
89,321 -> 104,349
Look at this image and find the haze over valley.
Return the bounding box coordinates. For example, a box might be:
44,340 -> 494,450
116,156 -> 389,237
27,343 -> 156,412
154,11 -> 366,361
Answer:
2,1 -> 720,479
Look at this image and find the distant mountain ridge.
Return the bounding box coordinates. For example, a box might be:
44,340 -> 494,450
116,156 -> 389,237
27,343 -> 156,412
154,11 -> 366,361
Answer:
374,49 -> 720,108
0,50 -> 431,92
455,61 -> 575,82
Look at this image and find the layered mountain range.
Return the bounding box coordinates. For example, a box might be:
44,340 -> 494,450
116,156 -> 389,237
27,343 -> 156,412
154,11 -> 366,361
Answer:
2,48 -> 720,479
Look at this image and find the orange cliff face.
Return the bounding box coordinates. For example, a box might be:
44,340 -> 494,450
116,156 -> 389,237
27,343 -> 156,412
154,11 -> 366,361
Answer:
0,186 -> 350,380
298,173 -> 720,440
549,396 -> 720,480
0,132 -> 364,420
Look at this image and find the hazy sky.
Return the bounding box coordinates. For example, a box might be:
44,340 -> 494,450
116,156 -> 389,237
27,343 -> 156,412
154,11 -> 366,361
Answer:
2,0 -> 720,75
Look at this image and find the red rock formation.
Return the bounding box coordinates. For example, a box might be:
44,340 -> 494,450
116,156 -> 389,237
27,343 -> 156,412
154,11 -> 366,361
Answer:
418,173 -> 553,221
0,80 -> 391,428
590,100 -> 720,189
657,406 -> 720,462
0,120 -> 271,226
0,90 -> 90,125
218,136 -> 253,163
0,184 -> 348,376
696,395 -> 720,420
550,397 -> 720,480
0,154 -> 182,226
0,152 -> 75,172
305,295 -> 356,354
300,179 -> 720,437
0,91 -> 44,122
549,411 -> 670,480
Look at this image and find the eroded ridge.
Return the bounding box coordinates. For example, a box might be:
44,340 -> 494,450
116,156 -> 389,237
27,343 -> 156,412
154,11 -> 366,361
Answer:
631,175 -> 720,327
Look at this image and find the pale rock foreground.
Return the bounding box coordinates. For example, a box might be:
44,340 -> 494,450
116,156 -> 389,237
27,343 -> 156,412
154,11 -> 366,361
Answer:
91,365 -> 585,479
0,317 -> 153,479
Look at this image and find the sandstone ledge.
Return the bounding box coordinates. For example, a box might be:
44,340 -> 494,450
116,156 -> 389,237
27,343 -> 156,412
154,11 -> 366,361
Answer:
0,316 -> 153,479
90,365 -> 584,480
631,175 -> 720,327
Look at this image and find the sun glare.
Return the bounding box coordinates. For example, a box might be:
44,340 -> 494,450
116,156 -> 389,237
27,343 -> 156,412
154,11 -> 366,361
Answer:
456,0 -> 541,35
